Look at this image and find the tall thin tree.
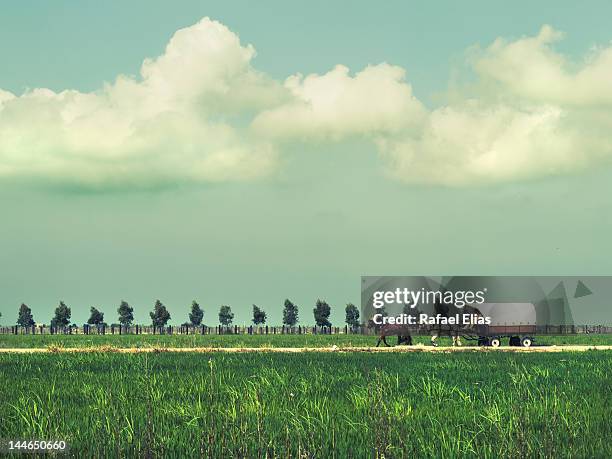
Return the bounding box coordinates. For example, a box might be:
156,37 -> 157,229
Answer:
252,304 -> 267,325
117,301 -> 134,327
313,299 -> 332,327
150,300 -> 171,327
51,301 -> 71,328
345,303 -> 360,329
189,301 -> 204,326
218,305 -> 234,326
17,303 -> 35,327
87,307 -> 105,325
282,299 -> 299,326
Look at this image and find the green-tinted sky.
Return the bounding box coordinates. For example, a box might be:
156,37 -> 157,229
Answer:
1,1 -> 611,325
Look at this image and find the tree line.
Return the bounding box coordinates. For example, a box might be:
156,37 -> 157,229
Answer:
8,300 -> 361,328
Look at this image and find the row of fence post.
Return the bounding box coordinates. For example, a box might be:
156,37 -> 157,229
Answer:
3,324 -> 365,335
2,324 -> 611,335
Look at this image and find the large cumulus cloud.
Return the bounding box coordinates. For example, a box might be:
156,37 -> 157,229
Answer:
0,19 -> 611,189
0,18 -> 284,188
380,24 -> 612,185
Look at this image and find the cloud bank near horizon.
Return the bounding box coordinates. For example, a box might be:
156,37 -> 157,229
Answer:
0,19 -> 611,189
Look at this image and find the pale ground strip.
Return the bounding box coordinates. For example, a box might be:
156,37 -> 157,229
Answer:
0,345 -> 611,353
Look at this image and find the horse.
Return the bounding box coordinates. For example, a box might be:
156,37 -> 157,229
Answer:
429,305 -> 485,347
374,304 -> 485,347
376,322 -> 463,347
429,324 -> 463,347
376,323 -> 415,347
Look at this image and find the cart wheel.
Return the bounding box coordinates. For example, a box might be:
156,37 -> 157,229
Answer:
521,337 -> 532,348
490,338 -> 501,347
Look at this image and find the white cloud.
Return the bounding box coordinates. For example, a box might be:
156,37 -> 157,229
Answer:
378,25 -> 612,185
0,21 -> 611,189
252,64 -> 426,141
0,18 -> 283,188
472,25 -> 612,106
379,103 -> 586,185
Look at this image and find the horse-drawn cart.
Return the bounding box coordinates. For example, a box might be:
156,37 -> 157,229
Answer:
463,303 -> 538,347
463,324 -> 536,348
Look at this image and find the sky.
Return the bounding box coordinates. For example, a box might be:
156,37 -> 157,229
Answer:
1,1 -> 611,325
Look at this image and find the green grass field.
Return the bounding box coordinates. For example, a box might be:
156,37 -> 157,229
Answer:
1,333 -> 611,349
0,351 -> 610,457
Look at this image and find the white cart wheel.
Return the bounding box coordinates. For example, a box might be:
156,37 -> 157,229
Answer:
490,338 -> 501,347
521,337 -> 532,348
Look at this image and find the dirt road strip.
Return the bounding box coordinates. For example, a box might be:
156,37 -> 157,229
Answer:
0,345 -> 611,353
